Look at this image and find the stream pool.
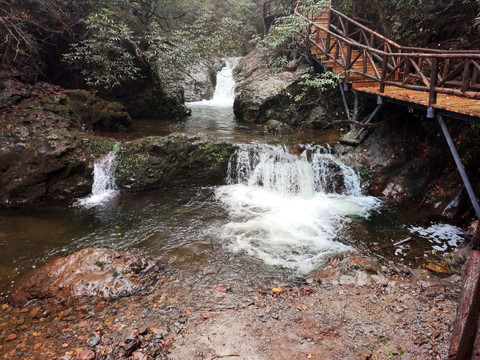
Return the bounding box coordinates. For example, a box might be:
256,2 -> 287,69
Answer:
0,58 -> 465,296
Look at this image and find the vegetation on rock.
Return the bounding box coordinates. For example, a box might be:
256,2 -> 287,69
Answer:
115,134 -> 235,190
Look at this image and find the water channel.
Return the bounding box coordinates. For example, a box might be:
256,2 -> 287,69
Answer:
0,58 -> 464,296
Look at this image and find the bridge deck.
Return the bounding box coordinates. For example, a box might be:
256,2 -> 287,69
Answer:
305,9 -> 480,120
353,83 -> 480,118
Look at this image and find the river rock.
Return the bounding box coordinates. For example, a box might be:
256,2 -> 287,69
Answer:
181,59 -> 226,102
10,248 -> 164,306
114,133 -> 235,190
265,120 -> 293,134
0,81 -> 118,207
233,48 -> 311,126
110,80 -> 190,119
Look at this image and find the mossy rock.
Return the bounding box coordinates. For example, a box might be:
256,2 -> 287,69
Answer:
115,134 -> 235,190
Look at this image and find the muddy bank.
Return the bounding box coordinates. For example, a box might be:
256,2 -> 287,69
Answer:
0,251 -> 460,359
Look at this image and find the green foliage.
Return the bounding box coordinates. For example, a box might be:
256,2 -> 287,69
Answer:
294,71 -> 340,102
335,0 -> 480,48
62,0 -> 257,88
254,0 -> 329,70
63,9 -> 140,89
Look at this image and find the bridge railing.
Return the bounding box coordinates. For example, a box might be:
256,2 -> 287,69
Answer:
294,4 -> 480,105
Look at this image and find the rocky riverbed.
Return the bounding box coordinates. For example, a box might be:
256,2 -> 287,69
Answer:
0,249 -> 461,360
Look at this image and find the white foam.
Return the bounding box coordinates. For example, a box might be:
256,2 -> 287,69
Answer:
213,144 -> 381,273
409,223 -> 464,251
188,57 -> 241,107
75,151 -> 118,208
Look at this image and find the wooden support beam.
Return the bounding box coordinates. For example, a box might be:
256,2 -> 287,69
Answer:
449,222 -> 480,359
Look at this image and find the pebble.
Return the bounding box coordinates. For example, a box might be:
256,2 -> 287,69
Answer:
79,349 -> 95,360
29,308 -> 41,319
88,331 -> 102,347
132,350 -> 148,360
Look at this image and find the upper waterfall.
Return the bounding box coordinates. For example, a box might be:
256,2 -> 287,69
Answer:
189,57 -> 241,107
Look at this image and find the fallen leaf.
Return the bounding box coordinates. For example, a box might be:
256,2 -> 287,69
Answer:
1,304 -> 8,310
272,287 -> 283,294
6,334 -> 17,341
78,320 -> 88,328
33,332 -> 40,337
34,343 -> 42,350
212,285 -> 227,294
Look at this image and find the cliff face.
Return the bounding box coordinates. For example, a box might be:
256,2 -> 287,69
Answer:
0,79 -> 123,207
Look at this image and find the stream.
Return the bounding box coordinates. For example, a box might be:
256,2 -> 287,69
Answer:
0,58 -> 464,296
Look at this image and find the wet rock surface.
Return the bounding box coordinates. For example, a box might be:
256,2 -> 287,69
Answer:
233,49 -> 310,125
181,59 -> 225,102
0,254 -> 460,359
0,81 -> 120,207
10,248 -> 164,306
115,133 -> 235,190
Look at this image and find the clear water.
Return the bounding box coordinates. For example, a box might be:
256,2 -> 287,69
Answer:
0,58 -> 465,296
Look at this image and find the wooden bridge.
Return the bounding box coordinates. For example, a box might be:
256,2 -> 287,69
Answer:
263,2 -> 480,359
264,0 -> 480,122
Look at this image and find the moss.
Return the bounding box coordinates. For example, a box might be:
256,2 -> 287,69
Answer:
201,143 -> 233,166
19,102 -> 42,111
85,137 -> 117,155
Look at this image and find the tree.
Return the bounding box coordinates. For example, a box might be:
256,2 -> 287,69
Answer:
61,0 -> 258,89
334,0 -> 480,48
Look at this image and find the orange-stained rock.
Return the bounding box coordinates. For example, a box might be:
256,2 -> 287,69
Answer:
10,248 -> 164,306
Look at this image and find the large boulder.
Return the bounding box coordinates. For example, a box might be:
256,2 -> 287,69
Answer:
10,248 -> 164,306
115,133 -> 235,190
233,49 -> 310,125
110,81 -> 190,119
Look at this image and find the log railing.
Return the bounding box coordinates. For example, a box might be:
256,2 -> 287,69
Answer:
294,4 -> 480,105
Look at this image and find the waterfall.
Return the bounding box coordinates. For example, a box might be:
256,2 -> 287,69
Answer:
75,151 -> 118,208
189,57 -> 241,107
226,143 -> 362,197
213,143 -> 381,273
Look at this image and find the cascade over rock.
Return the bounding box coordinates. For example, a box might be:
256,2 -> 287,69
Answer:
0,80 -> 120,207
182,59 -> 226,102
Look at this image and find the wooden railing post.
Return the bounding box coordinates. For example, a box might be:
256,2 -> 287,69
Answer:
345,43 -> 352,83
429,57 -> 438,105
380,46 -> 388,93
462,59 -> 472,93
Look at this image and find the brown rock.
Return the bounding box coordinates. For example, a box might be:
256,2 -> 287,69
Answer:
79,349 -> 95,360
29,308 -> 41,319
10,248 -> 165,306
132,350 -> 148,360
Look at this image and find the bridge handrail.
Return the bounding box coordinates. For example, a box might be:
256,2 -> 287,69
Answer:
292,3 -> 480,105
329,8 -> 480,55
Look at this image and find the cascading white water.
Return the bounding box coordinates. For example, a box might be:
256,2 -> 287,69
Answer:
75,151 -> 118,208
213,143 -> 381,273
189,57 -> 241,107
